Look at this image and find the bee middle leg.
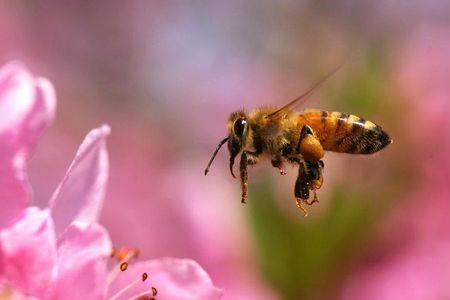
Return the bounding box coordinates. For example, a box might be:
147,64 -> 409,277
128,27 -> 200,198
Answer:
271,156 -> 286,175
240,151 -> 259,204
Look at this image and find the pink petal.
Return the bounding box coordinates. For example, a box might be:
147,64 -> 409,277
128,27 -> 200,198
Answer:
0,62 -> 56,228
0,287 -> 40,300
0,62 -> 34,136
49,125 -> 110,236
0,207 -> 57,298
48,221 -> 111,300
108,258 -> 222,300
19,77 -> 56,151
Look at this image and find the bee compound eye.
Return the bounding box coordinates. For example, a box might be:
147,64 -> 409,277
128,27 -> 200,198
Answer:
234,118 -> 247,137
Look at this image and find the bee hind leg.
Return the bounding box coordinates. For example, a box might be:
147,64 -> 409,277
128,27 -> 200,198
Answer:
305,161 -> 324,206
240,151 -> 259,204
294,162 -> 310,217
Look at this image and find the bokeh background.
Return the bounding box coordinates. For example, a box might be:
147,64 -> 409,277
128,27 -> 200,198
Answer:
2,1 -> 450,299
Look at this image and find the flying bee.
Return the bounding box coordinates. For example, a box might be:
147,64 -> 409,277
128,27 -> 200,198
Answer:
204,66 -> 392,216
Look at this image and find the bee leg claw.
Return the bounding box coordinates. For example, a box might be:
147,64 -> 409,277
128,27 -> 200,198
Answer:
241,192 -> 247,204
296,198 -> 309,217
306,190 -> 319,205
306,198 -> 319,205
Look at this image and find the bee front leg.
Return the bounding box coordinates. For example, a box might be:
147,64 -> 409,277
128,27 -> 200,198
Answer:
239,151 -> 259,204
240,151 -> 249,204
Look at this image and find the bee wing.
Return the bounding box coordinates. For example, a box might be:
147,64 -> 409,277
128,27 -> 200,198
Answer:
267,63 -> 344,119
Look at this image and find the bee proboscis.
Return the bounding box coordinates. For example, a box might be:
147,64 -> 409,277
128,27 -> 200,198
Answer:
204,67 -> 392,216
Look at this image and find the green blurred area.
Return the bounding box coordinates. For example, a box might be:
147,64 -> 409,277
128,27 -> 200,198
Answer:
248,181 -> 381,300
334,48 -> 388,116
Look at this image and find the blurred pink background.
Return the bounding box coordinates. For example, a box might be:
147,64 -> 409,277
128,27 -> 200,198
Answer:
2,1 -> 450,299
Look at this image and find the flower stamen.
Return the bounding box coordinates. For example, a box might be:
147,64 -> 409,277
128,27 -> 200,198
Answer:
108,272 -> 150,300
106,246 -> 157,299
116,247 -> 129,261
120,262 -> 128,271
125,288 -> 157,300
106,246 -> 140,285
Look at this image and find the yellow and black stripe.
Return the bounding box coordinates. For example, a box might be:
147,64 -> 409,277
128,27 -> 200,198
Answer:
300,110 -> 392,154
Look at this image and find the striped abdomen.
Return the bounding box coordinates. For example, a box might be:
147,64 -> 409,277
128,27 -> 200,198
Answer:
299,110 -> 392,154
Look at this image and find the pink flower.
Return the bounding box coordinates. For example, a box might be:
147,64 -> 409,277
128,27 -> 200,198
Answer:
0,62 -> 222,300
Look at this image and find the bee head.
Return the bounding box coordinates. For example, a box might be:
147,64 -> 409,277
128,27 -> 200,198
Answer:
204,110 -> 249,178
226,110 -> 249,177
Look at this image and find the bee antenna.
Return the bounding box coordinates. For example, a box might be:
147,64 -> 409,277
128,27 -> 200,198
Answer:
204,137 -> 229,175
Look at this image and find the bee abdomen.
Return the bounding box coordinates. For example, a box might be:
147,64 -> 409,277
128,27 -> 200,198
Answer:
315,111 -> 392,154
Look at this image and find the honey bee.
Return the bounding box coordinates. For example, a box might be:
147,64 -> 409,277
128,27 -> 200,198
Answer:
204,67 -> 392,216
